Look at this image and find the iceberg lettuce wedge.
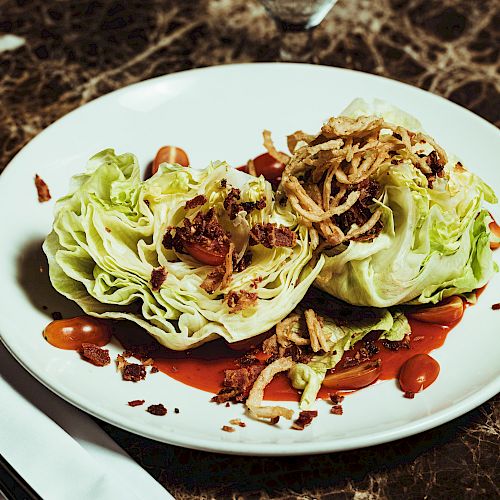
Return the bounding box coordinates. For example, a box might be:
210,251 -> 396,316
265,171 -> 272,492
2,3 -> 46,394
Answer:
44,149 -> 324,350
314,99 -> 497,307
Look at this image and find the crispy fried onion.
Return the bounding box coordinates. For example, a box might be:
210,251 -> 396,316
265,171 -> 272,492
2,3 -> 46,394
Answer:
304,309 -> 328,353
201,243 -> 235,293
263,130 -> 290,165
280,114 -> 447,247
276,314 -> 309,347
246,357 -> 295,421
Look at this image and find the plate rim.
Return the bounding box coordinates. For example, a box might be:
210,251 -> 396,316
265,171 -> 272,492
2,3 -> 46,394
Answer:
1,62 -> 499,456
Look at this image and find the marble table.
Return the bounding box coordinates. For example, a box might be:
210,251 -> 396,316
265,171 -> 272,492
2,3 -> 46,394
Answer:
1,0 -> 498,498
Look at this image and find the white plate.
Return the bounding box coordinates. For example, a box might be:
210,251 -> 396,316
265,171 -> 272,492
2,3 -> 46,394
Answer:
0,64 -> 499,456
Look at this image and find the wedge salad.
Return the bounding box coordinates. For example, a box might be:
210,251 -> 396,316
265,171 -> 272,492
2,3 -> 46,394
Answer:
42,99 -> 498,423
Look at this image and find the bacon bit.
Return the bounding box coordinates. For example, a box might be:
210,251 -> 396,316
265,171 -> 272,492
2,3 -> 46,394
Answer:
250,277 -> 263,289
147,404 -> 167,416
292,410 -> 318,430
212,364 -> 264,404
492,303 -> 500,310
123,363 -> 146,382
222,425 -> 235,432
329,393 -> 344,405
150,366 -> 159,373
330,405 -> 343,415
150,267 -> 167,292
249,223 -> 297,249
229,419 -> 246,428
262,335 -> 279,356
34,174 -> 51,202
404,391 -> 415,399
79,343 -> 110,366
163,209 -> 230,256
184,194 -> 207,210
225,290 -> 258,313
381,334 -> 411,351
225,402 -> 231,408
128,399 -> 145,407
223,187 -> 242,219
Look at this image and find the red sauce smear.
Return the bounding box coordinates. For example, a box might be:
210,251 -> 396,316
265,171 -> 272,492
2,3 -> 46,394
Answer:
113,304 -> 468,402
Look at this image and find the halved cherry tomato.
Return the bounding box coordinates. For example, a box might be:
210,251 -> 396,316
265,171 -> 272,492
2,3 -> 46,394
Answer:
152,146 -> 189,175
322,360 -> 382,390
399,353 -> 440,395
238,152 -> 285,188
406,296 -> 464,325
43,316 -> 112,350
490,215 -> 500,250
253,153 -> 286,182
184,242 -> 228,266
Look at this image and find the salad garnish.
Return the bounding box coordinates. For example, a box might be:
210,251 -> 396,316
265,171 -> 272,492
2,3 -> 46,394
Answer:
42,98 -> 498,427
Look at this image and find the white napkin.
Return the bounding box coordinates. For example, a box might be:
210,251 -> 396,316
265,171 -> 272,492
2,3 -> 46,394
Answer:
0,344 -> 173,500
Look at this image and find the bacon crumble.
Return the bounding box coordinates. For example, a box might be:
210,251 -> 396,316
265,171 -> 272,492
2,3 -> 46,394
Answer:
79,343 -> 110,367
249,223 -> 297,249
221,425 -> 235,432
211,364 -> 264,404
225,290 -> 258,313
381,334 -> 411,351
150,266 -> 167,292
123,363 -> 147,382
184,194 -> 207,210
163,208 -> 230,257
329,393 -> 344,405
35,174 -> 51,202
330,405 -> 343,415
147,404 -> 167,416
128,399 -> 145,407
492,303 -> 500,310
291,410 -> 318,430
223,187 -> 267,220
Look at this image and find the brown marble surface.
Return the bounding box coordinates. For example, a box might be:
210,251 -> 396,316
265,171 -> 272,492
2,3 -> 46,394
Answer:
1,0 -> 499,498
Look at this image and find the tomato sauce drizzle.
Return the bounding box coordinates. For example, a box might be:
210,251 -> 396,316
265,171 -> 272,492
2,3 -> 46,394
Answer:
114,304 -> 469,403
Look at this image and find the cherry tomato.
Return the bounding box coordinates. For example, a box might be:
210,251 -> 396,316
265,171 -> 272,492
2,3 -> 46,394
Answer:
184,242 -> 228,266
43,316 -> 112,350
490,216 -> 500,250
322,360 -> 382,390
407,296 -> 464,325
253,153 -> 285,182
399,353 -> 440,395
237,152 -> 285,188
152,146 -> 189,175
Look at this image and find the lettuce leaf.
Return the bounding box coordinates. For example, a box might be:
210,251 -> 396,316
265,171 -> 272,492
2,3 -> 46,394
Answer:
44,149 -> 324,350
314,100 -> 498,307
289,307 -> 408,408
